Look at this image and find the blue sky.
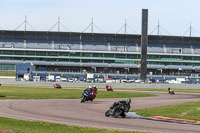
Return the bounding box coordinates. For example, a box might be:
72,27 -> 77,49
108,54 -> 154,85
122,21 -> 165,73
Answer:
1,0 -> 200,36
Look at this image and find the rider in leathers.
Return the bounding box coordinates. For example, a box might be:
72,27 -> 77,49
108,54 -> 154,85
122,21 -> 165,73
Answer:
112,98 -> 131,113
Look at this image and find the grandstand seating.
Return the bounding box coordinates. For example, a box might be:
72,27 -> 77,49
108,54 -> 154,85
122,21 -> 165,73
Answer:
167,65 -> 193,70
14,42 -> 24,48
111,42 -> 138,52
1,36 -> 200,74
192,44 -> 200,54
0,39 -> 198,55
194,66 -> 200,70
182,46 -> 192,54
147,64 -> 165,69
165,43 -> 192,54
27,42 -> 52,49
82,42 -> 108,51
148,44 -> 164,53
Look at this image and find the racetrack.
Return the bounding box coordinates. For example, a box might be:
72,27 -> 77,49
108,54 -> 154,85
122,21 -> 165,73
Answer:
0,90 -> 199,133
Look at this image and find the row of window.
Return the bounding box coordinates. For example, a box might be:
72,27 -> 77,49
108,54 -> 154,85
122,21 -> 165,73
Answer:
1,50 -> 200,61
0,50 -> 139,59
148,55 -> 200,61
0,64 -> 15,70
1,56 -> 200,66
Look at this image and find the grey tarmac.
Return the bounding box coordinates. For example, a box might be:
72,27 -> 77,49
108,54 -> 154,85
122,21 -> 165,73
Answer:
0,90 -> 199,133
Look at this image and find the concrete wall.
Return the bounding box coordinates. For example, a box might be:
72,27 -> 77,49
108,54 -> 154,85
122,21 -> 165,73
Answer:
0,76 -> 15,81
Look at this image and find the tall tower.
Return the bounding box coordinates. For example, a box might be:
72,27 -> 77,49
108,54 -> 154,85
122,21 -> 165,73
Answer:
140,9 -> 148,81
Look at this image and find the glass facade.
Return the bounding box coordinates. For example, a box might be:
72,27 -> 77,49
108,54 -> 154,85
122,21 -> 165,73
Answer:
0,64 -> 15,70
0,49 -> 200,66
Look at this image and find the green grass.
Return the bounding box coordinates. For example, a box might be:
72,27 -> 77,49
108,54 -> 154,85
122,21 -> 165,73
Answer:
0,117 -> 144,133
97,87 -> 200,93
0,71 -> 16,76
62,86 -> 200,93
133,101 -> 200,121
0,86 -> 156,99
97,91 -> 155,98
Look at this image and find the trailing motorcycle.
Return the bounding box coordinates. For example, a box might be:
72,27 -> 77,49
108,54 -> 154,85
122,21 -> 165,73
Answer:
54,84 -> 62,88
105,102 -> 130,118
168,89 -> 175,95
106,85 -> 113,91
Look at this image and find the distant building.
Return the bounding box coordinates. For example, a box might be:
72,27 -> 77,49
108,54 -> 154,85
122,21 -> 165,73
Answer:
0,30 -> 200,76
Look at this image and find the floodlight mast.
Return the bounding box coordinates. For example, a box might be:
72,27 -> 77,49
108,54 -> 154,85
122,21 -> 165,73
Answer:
150,20 -> 170,35
190,21 -> 192,37
14,15 -> 35,31
48,16 -> 70,32
58,16 -> 60,32
82,18 -> 104,33
182,21 -> 200,37
116,19 -> 137,34
157,20 -> 160,35
125,19 -> 127,34
91,17 -> 93,33
25,16 -> 27,32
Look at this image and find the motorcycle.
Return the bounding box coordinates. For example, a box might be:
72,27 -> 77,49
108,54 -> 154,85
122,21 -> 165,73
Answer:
106,85 -> 113,91
81,91 -> 94,103
168,89 -> 175,95
105,103 -> 129,118
54,84 -> 62,88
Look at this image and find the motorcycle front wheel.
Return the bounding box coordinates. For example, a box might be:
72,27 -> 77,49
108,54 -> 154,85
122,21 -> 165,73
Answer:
105,110 -> 110,117
81,96 -> 86,103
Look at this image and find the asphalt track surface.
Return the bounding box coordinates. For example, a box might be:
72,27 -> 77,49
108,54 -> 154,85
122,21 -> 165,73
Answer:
0,90 -> 199,133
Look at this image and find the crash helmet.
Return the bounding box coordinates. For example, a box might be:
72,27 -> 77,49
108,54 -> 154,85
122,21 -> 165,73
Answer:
93,85 -> 96,88
88,86 -> 92,89
126,98 -> 131,104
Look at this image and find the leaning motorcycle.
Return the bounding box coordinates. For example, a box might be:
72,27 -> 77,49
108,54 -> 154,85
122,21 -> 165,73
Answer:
106,85 -> 113,91
81,91 -> 94,103
105,103 -> 127,118
168,89 -> 175,95
54,84 -> 62,88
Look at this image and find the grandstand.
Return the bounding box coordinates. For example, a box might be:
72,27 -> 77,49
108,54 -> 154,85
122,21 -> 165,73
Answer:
0,30 -> 200,77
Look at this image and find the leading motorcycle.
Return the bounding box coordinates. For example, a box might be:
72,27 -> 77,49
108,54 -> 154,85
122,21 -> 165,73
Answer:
81,91 -> 94,103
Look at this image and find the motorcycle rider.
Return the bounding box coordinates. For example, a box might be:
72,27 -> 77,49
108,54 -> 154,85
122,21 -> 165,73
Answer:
84,86 -> 92,96
92,85 -> 98,99
168,87 -> 175,94
168,87 -> 171,92
113,98 -> 131,112
105,98 -> 131,118
106,85 -> 113,91
83,85 -> 98,99
81,86 -> 93,102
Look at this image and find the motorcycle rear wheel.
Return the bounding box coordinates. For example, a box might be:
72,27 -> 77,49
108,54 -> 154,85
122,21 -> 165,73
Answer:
121,112 -> 126,118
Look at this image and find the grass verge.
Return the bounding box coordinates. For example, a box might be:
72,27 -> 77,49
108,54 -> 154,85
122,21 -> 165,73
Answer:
133,101 -> 200,121
0,86 -> 156,99
0,71 -> 16,76
97,87 -> 200,93
0,117 -> 145,133
54,86 -> 200,93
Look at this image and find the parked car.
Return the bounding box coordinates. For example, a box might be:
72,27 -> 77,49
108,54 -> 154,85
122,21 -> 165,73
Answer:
68,78 -> 74,82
